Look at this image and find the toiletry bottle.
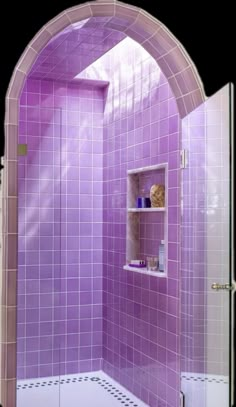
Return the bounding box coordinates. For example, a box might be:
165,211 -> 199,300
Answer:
137,187 -> 145,208
158,240 -> 165,272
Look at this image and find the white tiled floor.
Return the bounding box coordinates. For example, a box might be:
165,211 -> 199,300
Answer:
17,371 -> 148,407
181,372 -> 229,407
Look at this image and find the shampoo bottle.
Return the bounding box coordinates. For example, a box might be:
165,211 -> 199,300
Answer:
158,240 -> 165,272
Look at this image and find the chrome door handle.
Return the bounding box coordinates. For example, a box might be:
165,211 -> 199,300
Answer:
211,283 -> 235,291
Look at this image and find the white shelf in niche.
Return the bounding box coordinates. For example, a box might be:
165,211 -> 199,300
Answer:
125,162 -> 168,277
128,207 -> 165,212
123,265 -> 166,277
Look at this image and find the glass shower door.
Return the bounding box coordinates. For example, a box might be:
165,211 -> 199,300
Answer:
180,84 -> 234,407
17,106 -> 62,407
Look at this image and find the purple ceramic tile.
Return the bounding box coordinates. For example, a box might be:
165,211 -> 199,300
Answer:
101,38 -> 181,406
18,77 -> 104,379
28,18 -> 126,82
17,30 -> 183,407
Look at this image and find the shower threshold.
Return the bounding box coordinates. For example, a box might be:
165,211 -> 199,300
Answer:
17,371 -> 148,407
181,372 -> 229,407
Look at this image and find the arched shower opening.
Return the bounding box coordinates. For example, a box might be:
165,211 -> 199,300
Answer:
1,2 -> 233,407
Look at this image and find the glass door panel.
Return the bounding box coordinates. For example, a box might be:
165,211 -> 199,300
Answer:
180,84 -> 233,407
17,107 -> 61,407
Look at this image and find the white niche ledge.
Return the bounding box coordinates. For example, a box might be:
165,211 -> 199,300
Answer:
123,265 -> 167,277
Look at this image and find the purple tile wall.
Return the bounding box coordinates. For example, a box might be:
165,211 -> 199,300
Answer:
29,18 -> 126,82
101,39 -> 181,407
17,78 -> 105,379
17,36 -> 182,407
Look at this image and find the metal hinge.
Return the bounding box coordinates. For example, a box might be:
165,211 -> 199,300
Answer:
18,144 -> 27,156
180,149 -> 188,169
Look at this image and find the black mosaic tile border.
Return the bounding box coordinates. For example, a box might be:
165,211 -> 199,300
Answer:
17,376 -> 96,390
181,375 -> 228,384
97,378 -> 139,406
17,376 -> 142,406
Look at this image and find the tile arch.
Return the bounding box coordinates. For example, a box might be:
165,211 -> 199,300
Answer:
5,1 -> 205,119
1,2 -> 206,406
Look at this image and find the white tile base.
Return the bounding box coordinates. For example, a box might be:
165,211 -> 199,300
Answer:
181,372 -> 229,407
17,371 -> 148,407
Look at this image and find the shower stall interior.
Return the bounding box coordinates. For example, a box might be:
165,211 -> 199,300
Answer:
1,3 -> 233,407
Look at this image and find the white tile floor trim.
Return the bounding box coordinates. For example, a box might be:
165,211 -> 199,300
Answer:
181,372 -> 229,407
17,371 -> 148,407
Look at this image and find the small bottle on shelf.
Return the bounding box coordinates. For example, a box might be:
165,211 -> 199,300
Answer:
137,187 -> 145,208
158,240 -> 165,272
136,187 -> 151,208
